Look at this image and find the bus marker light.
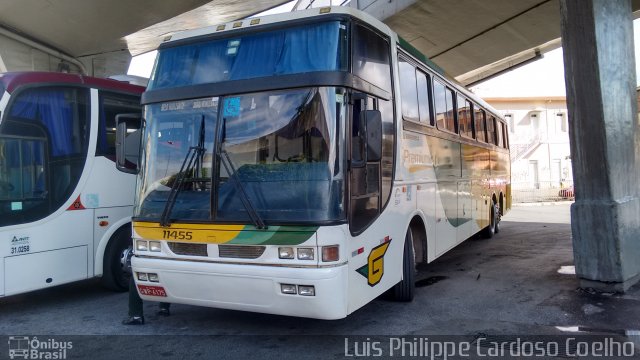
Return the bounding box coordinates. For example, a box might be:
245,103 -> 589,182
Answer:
279,247 -> 294,259
137,272 -> 148,281
250,19 -> 260,25
99,221 -> 109,227
149,241 -> 162,252
281,284 -> 297,294
148,273 -> 159,282
322,245 -> 339,262
297,248 -> 314,260
136,240 -> 148,251
298,286 -> 315,296
319,7 -> 331,14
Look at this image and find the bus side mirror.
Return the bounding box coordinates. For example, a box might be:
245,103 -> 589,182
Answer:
115,113 -> 142,174
362,110 -> 382,162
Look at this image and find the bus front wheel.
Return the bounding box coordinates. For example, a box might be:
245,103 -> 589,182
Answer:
101,226 -> 132,292
392,229 -> 416,302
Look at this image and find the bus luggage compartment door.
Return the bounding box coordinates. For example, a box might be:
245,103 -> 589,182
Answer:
4,246 -> 88,295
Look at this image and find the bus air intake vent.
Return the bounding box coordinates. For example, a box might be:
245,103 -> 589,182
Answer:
218,245 -> 266,259
168,242 -> 208,256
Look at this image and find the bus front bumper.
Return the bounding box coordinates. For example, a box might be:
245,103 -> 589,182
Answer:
132,256 -> 349,320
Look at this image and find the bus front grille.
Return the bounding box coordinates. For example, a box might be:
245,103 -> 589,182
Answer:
168,242 -> 208,256
218,245 -> 266,259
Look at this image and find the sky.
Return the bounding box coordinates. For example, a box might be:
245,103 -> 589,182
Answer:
128,6 -> 640,98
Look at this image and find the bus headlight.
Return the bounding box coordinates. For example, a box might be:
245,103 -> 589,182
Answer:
149,241 -> 162,252
298,285 -> 315,296
280,284 -> 297,294
137,272 -> 148,281
278,247 -> 294,259
136,240 -> 148,251
297,248 -> 314,260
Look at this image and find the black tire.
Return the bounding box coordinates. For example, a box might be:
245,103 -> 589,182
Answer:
392,229 -> 415,302
494,203 -> 501,234
481,202 -> 497,239
101,226 -> 132,292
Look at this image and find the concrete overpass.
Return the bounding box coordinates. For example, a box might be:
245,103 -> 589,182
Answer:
0,0 -> 638,291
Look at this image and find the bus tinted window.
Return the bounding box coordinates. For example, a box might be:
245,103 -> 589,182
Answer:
503,123 -> 509,149
474,107 -> 486,143
353,24 -> 391,92
97,93 -> 142,157
487,115 -> 497,145
496,121 -> 504,148
398,58 -> 419,121
0,87 -> 89,226
417,71 -> 432,124
458,96 -> 473,138
150,21 -> 348,90
434,80 -> 455,133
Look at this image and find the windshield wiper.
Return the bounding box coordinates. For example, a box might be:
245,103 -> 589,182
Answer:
219,148 -> 267,230
160,116 -> 206,227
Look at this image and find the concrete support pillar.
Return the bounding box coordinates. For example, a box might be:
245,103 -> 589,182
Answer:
560,0 -> 640,291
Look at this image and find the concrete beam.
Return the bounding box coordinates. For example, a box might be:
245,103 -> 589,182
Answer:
560,0 -> 640,292
349,0 -> 416,21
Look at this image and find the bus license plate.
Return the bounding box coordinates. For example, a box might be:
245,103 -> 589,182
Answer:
137,285 -> 167,297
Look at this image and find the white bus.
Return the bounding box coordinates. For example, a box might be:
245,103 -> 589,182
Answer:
122,6 -> 510,319
0,72 -> 144,296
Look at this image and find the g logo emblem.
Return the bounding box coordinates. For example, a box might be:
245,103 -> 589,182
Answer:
356,240 -> 391,287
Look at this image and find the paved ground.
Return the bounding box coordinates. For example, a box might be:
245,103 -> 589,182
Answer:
1,203 -> 639,359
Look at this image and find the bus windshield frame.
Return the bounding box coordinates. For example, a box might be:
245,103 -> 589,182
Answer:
134,86 -> 347,226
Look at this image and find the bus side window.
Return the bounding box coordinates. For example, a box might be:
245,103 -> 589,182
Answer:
0,86 -> 89,227
434,80 -> 456,133
398,57 -> 419,122
97,92 -> 142,157
487,116 -> 497,145
417,71 -> 432,125
474,107 -> 487,143
458,96 -> 473,138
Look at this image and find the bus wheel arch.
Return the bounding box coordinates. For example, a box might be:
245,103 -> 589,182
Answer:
101,223 -> 132,292
408,215 -> 427,265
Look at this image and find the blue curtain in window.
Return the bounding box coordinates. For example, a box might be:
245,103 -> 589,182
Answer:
229,31 -> 285,79
152,46 -> 198,89
275,22 -> 339,74
10,89 -> 73,156
150,22 -> 341,90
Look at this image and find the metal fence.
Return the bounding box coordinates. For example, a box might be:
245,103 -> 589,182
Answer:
511,180 -> 574,203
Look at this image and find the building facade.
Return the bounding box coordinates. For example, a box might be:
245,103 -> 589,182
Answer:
484,96 -> 572,202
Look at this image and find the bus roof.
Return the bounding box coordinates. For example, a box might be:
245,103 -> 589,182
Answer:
0,72 -> 145,95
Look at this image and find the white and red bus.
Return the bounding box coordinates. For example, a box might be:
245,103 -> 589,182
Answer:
0,72 -> 144,296
123,7 -> 510,319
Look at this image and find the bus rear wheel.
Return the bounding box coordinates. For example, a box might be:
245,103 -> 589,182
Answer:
481,202 -> 498,239
392,229 -> 415,302
101,226 -> 132,292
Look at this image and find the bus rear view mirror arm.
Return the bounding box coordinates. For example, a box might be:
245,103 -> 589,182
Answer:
115,113 -> 143,174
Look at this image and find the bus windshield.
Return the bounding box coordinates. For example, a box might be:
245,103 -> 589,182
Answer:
148,21 -> 348,90
135,87 -> 345,224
